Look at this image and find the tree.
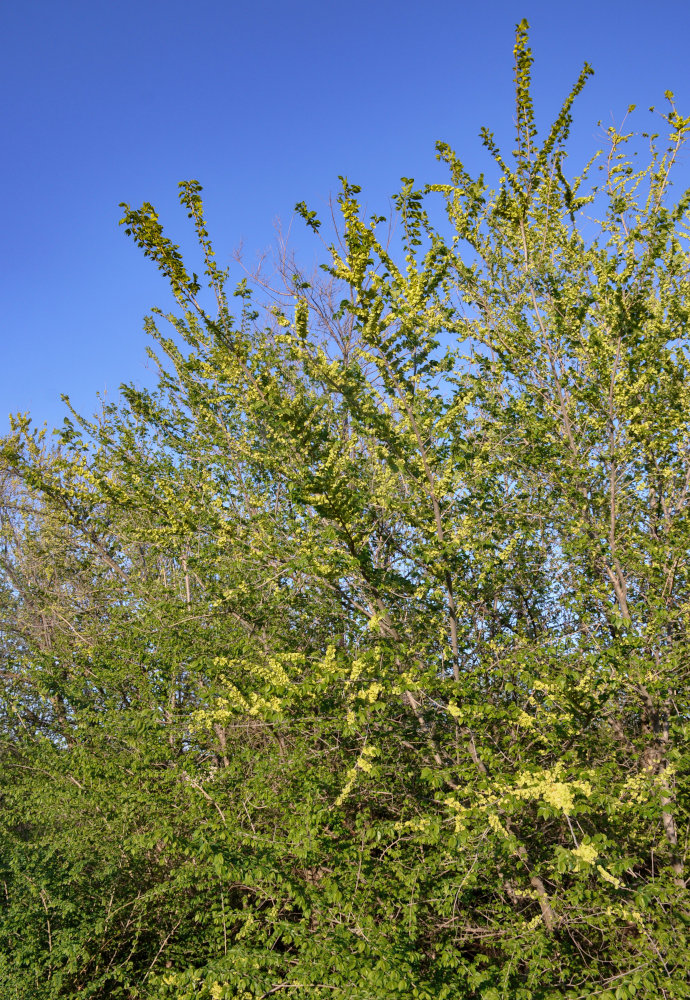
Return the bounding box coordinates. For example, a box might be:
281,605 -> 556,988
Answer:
1,21 -> 688,999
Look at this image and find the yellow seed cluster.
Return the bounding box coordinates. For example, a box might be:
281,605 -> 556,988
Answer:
334,745 -> 379,806
488,813 -> 509,838
597,865 -> 623,888
357,682 -> 383,703
512,766 -> 592,816
516,710 -> 534,728
572,842 -> 599,864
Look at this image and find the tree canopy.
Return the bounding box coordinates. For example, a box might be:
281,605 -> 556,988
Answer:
1,22 -> 689,1000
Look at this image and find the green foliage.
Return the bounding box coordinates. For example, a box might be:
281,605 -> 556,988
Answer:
1,22 -> 689,999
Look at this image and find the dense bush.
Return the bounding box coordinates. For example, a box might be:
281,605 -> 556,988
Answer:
1,24 -> 688,999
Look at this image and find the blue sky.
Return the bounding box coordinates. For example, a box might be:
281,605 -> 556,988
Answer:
2,0 -> 690,432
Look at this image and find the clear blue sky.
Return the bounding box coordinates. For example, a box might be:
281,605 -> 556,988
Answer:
2,0 -> 690,432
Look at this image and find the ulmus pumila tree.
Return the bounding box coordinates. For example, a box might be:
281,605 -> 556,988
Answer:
1,21 -> 688,1000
